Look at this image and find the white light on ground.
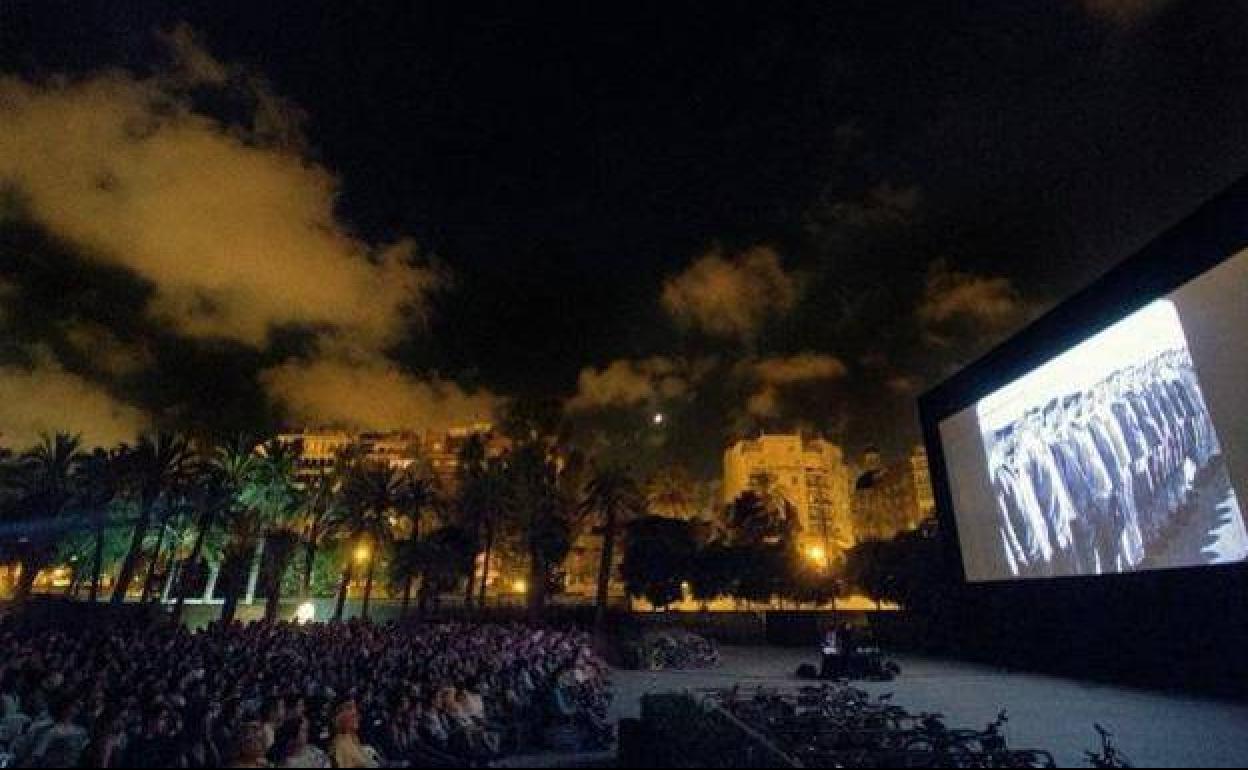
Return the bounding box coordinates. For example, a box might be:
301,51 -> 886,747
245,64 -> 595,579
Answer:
295,601 -> 316,624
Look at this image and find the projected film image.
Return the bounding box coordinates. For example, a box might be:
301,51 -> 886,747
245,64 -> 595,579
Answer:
972,299 -> 1246,580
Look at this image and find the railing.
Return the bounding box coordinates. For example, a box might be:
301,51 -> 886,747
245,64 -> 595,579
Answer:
624,693 -> 801,768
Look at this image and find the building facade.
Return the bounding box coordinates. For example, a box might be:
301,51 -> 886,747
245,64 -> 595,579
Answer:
277,423 -> 508,491
851,444 -> 935,541
721,433 -> 854,563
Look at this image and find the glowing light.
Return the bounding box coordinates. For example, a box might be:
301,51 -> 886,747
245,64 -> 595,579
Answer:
805,545 -> 827,565
295,601 -> 316,624
512,579 -> 528,594
354,545 -> 371,564
653,413 -> 665,425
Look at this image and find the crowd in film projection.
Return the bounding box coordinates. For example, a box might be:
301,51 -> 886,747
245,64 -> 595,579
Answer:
0,619 -> 611,768
988,346 -> 1226,578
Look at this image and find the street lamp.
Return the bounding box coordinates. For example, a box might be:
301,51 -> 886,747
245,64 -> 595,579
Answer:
354,544 -> 371,564
805,544 -> 827,567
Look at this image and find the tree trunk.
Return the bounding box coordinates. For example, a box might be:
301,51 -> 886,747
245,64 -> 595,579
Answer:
400,575 -> 413,620
161,557 -> 178,603
527,544 -> 547,624
418,575 -> 435,617
477,524 -> 494,609
89,514 -> 106,603
221,589 -> 239,627
333,562 -> 353,622
14,556 -> 40,603
361,558 -> 376,620
263,585 -> 282,622
244,540 -> 264,605
594,508 -> 617,632
463,521 -> 480,610
263,546 -> 293,623
63,565 -> 80,598
302,541 -> 317,599
112,500 -> 155,604
140,510 -> 172,603
172,509 -> 213,624
463,558 -> 477,611
203,561 -> 220,600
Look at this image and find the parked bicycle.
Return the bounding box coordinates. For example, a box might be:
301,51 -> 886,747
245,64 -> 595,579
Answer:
1086,724 -> 1132,768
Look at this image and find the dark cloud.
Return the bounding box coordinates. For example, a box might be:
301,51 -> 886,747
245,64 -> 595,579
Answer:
4,1 -> 1248,469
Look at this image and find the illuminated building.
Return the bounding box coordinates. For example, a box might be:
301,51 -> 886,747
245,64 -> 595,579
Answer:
851,444 -> 935,541
277,423 -> 509,491
721,432 -> 854,563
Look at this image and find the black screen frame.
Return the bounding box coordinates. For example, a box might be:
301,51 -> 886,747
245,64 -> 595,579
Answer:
919,174 -> 1248,590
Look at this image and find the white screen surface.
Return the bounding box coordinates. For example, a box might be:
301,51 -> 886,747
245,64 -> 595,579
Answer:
939,250 -> 1248,582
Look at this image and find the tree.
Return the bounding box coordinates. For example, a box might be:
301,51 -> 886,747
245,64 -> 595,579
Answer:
507,441 -> 577,622
111,433 -> 192,605
217,536 -> 254,626
74,447 -> 121,603
724,489 -> 790,547
732,543 -> 790,606
337,461 -> 415,620
454,434 -> 487,608
581,466 -> 646,629
171,460 -> 232,624
498,397 -> 585,622
689,541 -> 736,610
842,518 -> 948,611
250,439 -> 302,622
646,466 -> 696,519
297,449 -> 354,600
390,525 -> 476,619
211,437 -> 266,625
620,515 -> 697,610
0,433 -> 82,602
388,535 -> 422,619
457,455 -> 510,609
842,538 -> 893,608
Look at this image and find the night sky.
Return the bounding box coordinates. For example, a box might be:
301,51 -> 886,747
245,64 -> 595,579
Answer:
4,0 -> 1248,477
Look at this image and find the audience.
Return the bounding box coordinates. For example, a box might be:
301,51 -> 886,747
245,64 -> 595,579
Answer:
0,615 -> 611,768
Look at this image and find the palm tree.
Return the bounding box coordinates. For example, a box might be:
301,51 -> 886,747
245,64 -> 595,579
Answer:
336,462 -> 410,620
461,457 -> 511,609
1,433 -> 82,602
581,466 -> 647,630
74,446 -> 121,603
646,465 -> 695,519
250,439 -> 302,622
140,471 -> 196,604
111,433 -> 192,605
388,536 -> 422,620
211,437 -> 265,624
507,441 -> 579,623
297,454 -> 351,601
454,435 -> 487,608
171,459 -> 232,624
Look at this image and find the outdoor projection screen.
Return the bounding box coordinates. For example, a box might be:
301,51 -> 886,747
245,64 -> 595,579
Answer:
938,249 -> 1248,582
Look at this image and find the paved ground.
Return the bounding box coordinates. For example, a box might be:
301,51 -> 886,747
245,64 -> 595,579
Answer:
609,644 -> 1248,767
